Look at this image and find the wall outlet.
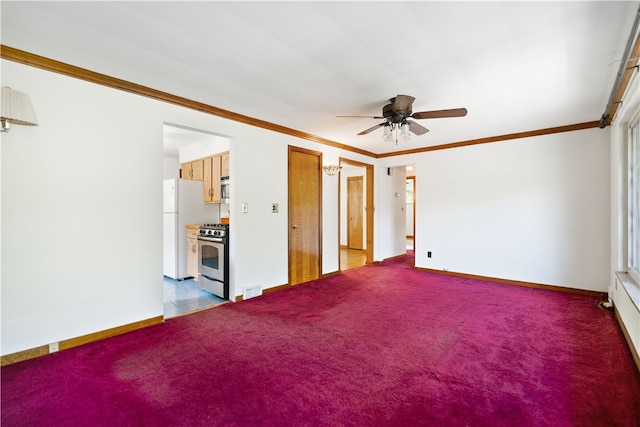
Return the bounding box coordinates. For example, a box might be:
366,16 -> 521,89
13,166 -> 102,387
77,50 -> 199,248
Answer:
272,203 -> 279,213
49,342 -> 59,353
427,251 -> 432,258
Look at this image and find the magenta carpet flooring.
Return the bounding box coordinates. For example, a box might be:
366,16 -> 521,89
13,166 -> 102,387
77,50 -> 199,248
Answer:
2,254 -> 640,426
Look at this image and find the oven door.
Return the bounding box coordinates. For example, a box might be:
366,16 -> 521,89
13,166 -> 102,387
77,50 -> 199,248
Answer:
197,237 -> 225,283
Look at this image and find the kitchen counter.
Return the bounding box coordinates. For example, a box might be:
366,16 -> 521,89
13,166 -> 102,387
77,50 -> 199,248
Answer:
186,224 -> 200,230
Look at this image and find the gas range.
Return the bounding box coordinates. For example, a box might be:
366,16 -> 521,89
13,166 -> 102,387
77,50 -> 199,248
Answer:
197,223 -> 229,299
198,223 -> 228,239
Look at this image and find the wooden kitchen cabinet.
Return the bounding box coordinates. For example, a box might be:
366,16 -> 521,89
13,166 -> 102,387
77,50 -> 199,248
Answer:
221,152 -> 230,176
181,162 -> 190,180
186,226 -> 199,281
184,152 -> 229,203
204,155 -> 222,203
181,159 -> 204,181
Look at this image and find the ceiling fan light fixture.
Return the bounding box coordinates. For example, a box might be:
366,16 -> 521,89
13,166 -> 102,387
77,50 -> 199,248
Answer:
339,94 -> 467,144
383,123 -> 393,143
399,123 -> 411,143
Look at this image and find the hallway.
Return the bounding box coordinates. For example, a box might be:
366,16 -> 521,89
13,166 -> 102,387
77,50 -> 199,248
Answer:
340,236 -> 414,271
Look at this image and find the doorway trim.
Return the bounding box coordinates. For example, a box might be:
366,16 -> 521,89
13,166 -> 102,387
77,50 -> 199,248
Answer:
406,174 -> 416,251
339,157 -> 374,268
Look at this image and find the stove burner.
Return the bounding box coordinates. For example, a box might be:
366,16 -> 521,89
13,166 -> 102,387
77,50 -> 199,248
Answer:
198,223 -> 228,238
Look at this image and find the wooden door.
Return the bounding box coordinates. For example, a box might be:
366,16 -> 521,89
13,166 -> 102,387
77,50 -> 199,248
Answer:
288,146 -> 322,286
347,176 -> 363,250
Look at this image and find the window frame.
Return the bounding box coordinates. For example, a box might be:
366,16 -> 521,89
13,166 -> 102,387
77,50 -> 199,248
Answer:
628,111 -> 640,284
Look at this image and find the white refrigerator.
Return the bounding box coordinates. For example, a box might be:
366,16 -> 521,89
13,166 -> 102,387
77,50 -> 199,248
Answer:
163,178 -> 217,280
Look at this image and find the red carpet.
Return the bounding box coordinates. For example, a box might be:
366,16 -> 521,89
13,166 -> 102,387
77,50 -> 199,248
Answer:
2,254 -> 640,426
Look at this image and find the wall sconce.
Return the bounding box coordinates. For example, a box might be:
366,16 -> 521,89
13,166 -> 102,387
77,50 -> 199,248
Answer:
322,165 -> 342,176
1,87 -> 38,132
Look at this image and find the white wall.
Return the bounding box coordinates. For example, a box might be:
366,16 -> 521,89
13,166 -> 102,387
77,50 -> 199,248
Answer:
413,129 -> 610,292
406,202 -> 414,237
164,156 -> 180,179
231,134 -> 289,293
0,60 -> 372,355
178,137 -> 230,164
1,57 -> 622,357
1,61 -> 164,354
375,166 -> 408,260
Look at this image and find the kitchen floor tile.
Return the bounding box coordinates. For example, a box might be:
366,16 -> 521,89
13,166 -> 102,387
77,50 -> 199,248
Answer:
163,277 -> 226,318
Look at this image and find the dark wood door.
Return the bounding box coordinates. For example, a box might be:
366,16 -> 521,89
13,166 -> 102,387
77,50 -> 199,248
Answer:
288,147 -> 322,285
347,176 -> 363,250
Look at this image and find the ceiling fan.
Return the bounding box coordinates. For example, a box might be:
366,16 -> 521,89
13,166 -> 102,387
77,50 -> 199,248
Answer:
338,95 -> 467,137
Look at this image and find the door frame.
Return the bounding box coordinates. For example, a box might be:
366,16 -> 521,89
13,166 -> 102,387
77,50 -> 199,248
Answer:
339,157 -> 374,267
407,174 -> 416,251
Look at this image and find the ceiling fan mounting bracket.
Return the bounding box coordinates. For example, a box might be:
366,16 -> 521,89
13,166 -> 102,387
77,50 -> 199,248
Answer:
382,103 -> 411,123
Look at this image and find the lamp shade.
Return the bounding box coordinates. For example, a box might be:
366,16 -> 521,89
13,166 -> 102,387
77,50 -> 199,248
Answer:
399,123 -> 411,142
383,124 -> 392,143
1,87 -> 38,127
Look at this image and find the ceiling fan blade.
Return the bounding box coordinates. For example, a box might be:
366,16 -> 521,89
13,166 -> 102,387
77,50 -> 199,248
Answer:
337,115 -> 385,119
407,120 -> 429,135
411,108 -> 468,119
392,95 -> 415,113
357,123 -> 385,135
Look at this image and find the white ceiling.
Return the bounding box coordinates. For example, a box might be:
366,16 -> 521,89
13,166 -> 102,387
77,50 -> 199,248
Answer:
1,1 -> 637,156
163,123 -> 222,159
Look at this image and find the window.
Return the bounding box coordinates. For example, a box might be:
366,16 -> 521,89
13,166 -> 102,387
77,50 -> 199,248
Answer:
629,113 -> 640,283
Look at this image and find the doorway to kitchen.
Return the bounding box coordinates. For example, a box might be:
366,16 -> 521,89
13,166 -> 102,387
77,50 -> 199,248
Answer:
162,123 -> 230,318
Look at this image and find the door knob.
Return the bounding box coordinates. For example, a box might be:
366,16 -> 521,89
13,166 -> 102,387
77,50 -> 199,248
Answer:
292,224 -> 299,229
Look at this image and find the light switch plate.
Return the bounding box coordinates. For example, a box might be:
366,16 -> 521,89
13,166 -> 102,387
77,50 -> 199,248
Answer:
241,202 -> 248,213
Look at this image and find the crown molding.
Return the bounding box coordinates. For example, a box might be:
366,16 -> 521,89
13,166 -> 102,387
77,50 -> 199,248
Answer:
2,45 -> 603,159
0,45 -> 377,158
376,121 -> 602,158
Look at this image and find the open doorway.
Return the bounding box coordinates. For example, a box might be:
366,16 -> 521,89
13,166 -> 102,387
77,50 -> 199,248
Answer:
339,158 -> 374,271
162,123 -> 229,318
406,166 -> 415,252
